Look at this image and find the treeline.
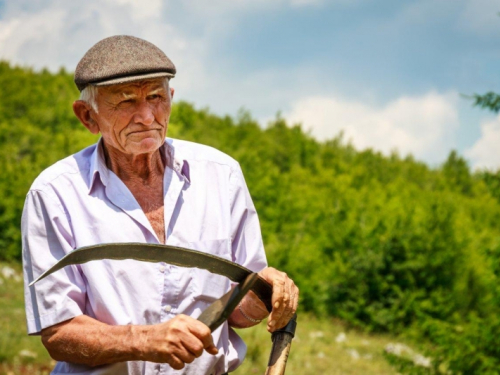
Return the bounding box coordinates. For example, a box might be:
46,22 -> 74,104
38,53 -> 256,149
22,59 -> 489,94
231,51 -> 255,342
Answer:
2,62 -> 500,373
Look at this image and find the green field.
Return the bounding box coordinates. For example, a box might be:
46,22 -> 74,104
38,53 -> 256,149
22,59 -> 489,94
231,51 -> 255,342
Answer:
234,317 -> 404,375
0,262 -> 433,375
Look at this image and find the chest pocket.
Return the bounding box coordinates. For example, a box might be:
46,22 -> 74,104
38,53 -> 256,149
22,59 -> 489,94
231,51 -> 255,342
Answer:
187,239 -> 232,303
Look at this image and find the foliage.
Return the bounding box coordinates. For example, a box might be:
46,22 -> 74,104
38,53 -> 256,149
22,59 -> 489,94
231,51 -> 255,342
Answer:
472,91 -> 500,113
2,63 -> 500,374
478,170 -> 500,204
0,62 -> 97,260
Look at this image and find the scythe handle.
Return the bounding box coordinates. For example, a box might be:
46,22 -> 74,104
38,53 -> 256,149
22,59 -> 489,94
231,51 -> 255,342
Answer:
265,314 -> 297,375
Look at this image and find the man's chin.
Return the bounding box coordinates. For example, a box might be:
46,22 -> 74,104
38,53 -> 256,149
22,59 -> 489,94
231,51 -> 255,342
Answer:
126,137 -> 164,155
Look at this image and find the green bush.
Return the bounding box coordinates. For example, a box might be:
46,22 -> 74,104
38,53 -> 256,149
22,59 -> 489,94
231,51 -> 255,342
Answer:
2,63 -> 500,374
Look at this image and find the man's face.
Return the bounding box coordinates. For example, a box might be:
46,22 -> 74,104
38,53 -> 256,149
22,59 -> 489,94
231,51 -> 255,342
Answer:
91,78 -> 173,156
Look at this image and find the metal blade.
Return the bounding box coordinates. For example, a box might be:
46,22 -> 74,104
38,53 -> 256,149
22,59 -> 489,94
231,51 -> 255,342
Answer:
29,242 -> 273,311
198,273 -> 258,331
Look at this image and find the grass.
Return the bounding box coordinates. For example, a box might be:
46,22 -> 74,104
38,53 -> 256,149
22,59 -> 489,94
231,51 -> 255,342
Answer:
0,262 -> 53,375
0,261 -> 424,374
234,316 -> 401,375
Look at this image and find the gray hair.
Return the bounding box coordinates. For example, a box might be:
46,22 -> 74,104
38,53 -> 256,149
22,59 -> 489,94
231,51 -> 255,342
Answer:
79,84 -> 100,113
78,77 -> 171,114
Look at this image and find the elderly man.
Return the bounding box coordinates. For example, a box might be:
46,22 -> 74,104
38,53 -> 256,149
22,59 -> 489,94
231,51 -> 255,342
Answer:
22,35 -> 298,375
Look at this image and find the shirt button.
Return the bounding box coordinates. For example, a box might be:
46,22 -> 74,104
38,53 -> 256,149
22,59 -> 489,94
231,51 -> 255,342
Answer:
164,305 -> 172,313
159,266 -> 166,273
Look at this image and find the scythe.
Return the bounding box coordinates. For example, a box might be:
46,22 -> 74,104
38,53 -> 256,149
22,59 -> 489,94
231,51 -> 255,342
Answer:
30,242 -> 297,375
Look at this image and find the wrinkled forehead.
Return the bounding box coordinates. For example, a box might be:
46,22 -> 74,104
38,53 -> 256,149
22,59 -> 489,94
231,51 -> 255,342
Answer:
101,78 -> 169,97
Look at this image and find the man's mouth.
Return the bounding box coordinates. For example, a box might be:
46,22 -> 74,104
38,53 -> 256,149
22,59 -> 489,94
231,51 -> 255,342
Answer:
128,129 -> 161,135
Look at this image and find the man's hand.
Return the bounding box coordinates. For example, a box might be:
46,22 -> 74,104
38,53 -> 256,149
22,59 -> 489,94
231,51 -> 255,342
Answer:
259,267 -> 299,332
139,315 -> 218,369
229,267 -> 299,332
41,314 -> 217,369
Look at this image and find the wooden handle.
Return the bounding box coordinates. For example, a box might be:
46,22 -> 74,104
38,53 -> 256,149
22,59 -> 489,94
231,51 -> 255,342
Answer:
265,332 -> 293,375
265,314 -> 297,375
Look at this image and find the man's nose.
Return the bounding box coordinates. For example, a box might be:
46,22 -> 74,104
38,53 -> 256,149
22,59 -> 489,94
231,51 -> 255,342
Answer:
133,100 -> 155,125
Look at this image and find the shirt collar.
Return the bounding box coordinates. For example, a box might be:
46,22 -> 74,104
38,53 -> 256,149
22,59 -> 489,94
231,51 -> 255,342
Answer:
88,138 -> 190,194
165,139 -> 191,184
88,138 -> 109,193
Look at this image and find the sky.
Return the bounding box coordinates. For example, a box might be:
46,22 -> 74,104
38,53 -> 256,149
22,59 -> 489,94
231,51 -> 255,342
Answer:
0,0 -> 499,170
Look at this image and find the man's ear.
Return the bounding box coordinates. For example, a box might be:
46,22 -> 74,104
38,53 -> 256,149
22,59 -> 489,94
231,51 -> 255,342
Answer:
73,101 -> 100,134
170,87 -> 175,99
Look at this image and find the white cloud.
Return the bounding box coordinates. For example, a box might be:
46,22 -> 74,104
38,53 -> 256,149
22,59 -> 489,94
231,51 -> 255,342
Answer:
0,0 -> 490,169
465,115 -> 500,171
0,0 -> 204,86
0,0 -> 331,110
0,8 -> 66,69
285,92 -> 460,163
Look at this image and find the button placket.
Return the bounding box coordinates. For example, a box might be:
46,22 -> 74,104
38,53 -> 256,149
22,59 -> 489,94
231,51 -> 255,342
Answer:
160,263 -> 181,320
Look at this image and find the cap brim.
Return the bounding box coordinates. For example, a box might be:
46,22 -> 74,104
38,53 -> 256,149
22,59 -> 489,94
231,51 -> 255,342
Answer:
93,72 -> 175,87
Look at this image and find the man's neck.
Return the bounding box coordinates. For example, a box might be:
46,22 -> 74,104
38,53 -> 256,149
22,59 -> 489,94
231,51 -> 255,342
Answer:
102,142 -> 165,185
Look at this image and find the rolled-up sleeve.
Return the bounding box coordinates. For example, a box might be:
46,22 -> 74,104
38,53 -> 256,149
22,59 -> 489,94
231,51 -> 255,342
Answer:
22,189 -> 86,335
229,163 -> 268,273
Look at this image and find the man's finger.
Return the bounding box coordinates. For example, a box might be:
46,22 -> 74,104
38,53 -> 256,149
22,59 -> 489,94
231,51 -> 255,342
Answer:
288,283 -> 296,315
292,288 -> 299,318
175,346 -> 197,364
168,354 -> 186,370
287,280 -> 297,317
188,320 -> 218,355
181,333 -> 205,358
278,287 -> 294,328
200,333 -> 218,355
268,276 -> 288,330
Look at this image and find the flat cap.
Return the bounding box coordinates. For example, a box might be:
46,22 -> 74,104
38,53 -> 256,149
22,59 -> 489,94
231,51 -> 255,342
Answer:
74,35 -> 176,91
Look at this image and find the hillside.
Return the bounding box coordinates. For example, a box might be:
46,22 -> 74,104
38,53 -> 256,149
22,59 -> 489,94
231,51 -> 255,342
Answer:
2,62 -> 500,373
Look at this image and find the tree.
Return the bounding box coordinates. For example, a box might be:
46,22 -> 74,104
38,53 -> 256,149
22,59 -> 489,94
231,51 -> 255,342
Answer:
472,91 -> 500,113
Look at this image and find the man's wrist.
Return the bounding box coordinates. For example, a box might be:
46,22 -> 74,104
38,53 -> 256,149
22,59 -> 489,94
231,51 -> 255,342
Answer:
128,324 -> 149,361
238,303 -> 262,323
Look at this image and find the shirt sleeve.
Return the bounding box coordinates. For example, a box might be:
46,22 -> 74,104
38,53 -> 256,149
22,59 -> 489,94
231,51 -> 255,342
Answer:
229,163 -> 268,273
22,189 -> 86,335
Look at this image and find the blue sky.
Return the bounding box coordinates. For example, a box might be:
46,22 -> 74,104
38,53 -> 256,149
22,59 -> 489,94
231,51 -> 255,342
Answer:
0,0 -> 499,169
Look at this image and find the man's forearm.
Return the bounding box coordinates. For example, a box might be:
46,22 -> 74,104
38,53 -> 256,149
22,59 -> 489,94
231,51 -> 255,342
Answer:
41,315 -> 147,367
41,313 -> 218,369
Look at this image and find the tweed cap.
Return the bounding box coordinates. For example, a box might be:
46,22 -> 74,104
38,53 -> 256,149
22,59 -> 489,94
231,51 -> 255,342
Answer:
74,35 -> 176,91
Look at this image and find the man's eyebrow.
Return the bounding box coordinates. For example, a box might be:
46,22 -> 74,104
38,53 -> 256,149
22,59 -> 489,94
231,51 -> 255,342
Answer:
147,87 -> 166,95
120,92 -> 137,100
108,85 -> 166,100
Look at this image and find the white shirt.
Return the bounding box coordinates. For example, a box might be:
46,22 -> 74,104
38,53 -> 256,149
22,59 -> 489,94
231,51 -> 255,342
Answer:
22,138 -> 267,375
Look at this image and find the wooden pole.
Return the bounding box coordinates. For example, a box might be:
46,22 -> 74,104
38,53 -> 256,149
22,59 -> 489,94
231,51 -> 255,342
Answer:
265,314 -> 297,375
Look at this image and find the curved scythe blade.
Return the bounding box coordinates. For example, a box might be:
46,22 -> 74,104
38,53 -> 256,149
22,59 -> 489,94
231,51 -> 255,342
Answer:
29,242 -> 273,311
